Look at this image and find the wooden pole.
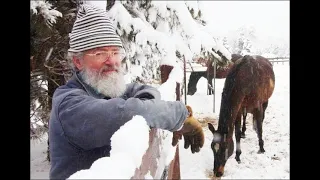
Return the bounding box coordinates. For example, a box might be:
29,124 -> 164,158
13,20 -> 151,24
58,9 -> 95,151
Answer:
207,65 -> 210,95
213,58 -> 216,113
183,56 -> 187,105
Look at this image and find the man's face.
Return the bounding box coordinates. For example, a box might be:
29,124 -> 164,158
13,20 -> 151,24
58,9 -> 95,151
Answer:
73,46 -> 127,98
81,46 -> 124,73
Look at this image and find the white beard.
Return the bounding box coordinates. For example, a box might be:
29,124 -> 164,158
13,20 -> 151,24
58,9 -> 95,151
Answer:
80,66 -> 126,98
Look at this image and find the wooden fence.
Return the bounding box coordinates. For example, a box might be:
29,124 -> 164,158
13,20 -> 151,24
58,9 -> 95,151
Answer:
132,64 -> 182,180
267,57 -> 290,65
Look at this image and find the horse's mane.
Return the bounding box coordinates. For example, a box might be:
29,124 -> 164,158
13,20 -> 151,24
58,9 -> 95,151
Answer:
218,56 -> 249,133
231,54 -> 243,63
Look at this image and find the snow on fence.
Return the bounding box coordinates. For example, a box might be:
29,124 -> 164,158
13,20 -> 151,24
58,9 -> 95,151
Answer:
68,64 -> 183,179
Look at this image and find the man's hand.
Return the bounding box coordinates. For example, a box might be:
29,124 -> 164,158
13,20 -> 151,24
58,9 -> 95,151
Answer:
172,105 -> 205,153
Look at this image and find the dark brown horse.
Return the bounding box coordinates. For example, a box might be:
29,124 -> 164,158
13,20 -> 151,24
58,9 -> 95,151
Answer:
207,55 -> 275,177
187,54 -> 243,96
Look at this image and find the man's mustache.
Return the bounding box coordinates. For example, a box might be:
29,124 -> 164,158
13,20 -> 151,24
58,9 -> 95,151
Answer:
99,65 -> 120,74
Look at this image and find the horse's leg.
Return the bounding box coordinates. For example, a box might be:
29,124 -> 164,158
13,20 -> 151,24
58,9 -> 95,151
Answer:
206,77 -> 210,95
241,108 -> 247,138
235,112 -> 242,163
206,73 -> 213,95
253,105 -> 265,153
262,100 -> 269,121
208,76 -> 214,95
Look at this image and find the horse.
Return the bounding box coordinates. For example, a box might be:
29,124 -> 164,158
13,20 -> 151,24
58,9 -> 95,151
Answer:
207,54 -> 275,178
187,54 -> 243,96
187,54 -> 249,138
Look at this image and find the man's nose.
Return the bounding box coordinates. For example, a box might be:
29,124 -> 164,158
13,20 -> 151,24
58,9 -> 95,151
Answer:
103,56 -> 115,65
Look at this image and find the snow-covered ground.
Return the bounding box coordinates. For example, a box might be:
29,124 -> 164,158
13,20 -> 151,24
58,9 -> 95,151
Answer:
30,134 -> 50,179
30,63 -> 289,179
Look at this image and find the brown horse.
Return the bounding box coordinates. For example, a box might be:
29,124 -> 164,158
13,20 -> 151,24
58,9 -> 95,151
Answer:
187,54 -> 243,96
186,62 -> 233,96
187,54 -> 249,138
207,55 -> 275,177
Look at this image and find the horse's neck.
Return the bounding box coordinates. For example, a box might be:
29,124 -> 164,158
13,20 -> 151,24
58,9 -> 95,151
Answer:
218,91 -> 245,135
217,120 -> 234,138
217,128 -> 234,143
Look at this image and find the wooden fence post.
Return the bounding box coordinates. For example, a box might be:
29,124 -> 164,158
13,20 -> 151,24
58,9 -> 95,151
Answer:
160,65 -> 181,180
131,65 -> 182,180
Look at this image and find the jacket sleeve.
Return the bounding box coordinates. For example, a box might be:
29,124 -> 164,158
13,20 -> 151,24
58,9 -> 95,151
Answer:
126,82 -> 161,100
57,90 -> 188,150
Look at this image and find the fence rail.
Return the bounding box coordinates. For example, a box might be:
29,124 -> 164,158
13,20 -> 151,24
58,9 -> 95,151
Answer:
267,57 -> 290,60
267,57 -> 290,65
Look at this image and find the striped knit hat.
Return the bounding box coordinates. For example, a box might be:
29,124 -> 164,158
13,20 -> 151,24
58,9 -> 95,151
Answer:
68,4 -> 123,52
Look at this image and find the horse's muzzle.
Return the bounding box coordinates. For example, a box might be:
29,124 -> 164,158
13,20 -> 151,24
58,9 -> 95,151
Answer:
214,166 -> 224,177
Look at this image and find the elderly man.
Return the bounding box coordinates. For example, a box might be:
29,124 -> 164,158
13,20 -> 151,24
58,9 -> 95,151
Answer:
49,4 -> 204,179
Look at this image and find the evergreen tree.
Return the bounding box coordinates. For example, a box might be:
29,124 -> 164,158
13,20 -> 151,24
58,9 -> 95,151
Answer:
231,25 -> 257,55
30,0 -> 78,161
104,1 -> 231,83
222,36 -> 232,53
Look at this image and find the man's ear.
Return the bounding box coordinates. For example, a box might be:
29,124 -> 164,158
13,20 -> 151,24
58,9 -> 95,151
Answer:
73,56 -> 84,70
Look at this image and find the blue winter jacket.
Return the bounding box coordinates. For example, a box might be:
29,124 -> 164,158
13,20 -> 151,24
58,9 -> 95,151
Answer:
49,72 -> 188,179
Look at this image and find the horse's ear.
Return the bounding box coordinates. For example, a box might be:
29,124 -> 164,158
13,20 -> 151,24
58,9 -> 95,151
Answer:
208,123 -> 215,133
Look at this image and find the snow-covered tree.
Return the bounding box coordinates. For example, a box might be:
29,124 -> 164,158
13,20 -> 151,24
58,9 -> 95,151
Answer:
230,25 -> 257,55
101,1 -> 231,83
224,24 -> 289,58
30,0 -> 64,139
264,43 -> 289,57
254,41 -> 289,58
30,0 -> 63,27
222,36 -> 232,53
30,0 -> 78,161
224,25 -> 255,55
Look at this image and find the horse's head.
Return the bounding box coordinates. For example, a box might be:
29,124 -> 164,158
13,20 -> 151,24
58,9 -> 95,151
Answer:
187,71 -> 206,95
208,123 -> 234,177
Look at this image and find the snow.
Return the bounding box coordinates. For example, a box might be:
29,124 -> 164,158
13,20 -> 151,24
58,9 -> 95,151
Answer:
261,53 -> 278,58
185,1 -> 199,17
30,0 -> 62,26
157,64 -> 183,100
31,62 -> 289,179
68,115 -> 150,179
30,99 -> 45,128
106,2 -> 177,68
85,0 -> 107,10
202,1 -> 289,57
